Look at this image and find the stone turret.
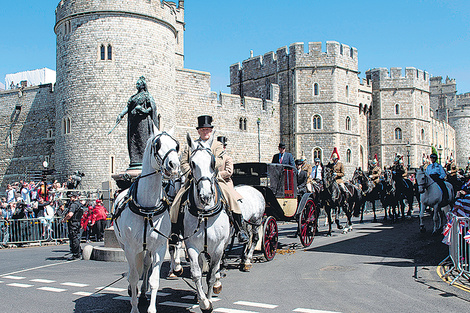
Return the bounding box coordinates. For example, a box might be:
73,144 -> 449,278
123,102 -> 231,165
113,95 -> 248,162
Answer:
54,0 -> 184,188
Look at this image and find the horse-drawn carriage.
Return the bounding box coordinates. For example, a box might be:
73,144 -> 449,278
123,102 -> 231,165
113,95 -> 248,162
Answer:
232,162 -> 321,261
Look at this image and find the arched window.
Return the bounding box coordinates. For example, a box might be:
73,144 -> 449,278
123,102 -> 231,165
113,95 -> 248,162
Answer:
395,104 -> 400,115
346,149 -> 352,163
311,114 -> 322,130
346,85 -> 349,98
107,44 -> 112,60
350,47 -> 354,58
63,117 -> 71,134
313,147 -> 322,163
340,45 -> 343,55
359,103 -> 363,115
313,83 -> 319,96
395,128 -> 402,140
100,45 -> 105,60
239,118 -> 243,131
421,106 -> 424,116
110,155 -> 115,174
346,116 -> 351,131
243,118 -> 247,131
421,129 -> 425,141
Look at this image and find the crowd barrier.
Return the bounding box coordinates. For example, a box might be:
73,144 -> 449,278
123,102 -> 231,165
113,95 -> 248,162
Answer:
440,213 -> 470,284
0,217 -> 113,246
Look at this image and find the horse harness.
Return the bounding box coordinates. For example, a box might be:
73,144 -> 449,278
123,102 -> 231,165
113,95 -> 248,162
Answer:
113,176 -> 172,251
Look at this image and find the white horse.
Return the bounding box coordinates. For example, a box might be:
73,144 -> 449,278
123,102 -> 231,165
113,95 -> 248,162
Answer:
416,167 -> 454,234
113,130 -> 180,313
228,185 -> 265,272
182,133 -> 230,313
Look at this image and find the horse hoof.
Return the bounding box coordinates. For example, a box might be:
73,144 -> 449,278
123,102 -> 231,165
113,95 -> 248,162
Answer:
373,218 -> 378,223
168,272 -> 178,279
201,305 -> 213,313
174,266 -> 183,277
213,283 -> 222,294
240,263 -> 252,272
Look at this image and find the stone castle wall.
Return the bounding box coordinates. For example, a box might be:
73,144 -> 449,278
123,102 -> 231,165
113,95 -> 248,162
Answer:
0,85 -> 55,186
53,0 -> 184,188
175,68 -> 280,163
230,41 -> 368,178
449,93 -> 470,167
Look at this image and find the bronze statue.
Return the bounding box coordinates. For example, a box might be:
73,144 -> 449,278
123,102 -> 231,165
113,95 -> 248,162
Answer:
115,76 -> 158,169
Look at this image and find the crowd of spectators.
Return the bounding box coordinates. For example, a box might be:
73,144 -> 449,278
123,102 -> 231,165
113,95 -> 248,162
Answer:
0,178 -> 109,246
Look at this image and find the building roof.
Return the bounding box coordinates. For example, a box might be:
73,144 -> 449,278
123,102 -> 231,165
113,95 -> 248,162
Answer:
5,68 -> 56,89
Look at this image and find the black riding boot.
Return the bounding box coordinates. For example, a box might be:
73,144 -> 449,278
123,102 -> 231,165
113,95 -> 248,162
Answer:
233,213 -> 249,244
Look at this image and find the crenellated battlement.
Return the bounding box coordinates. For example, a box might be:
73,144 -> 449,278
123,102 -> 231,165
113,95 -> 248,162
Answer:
55,0 -> 184,35
366,67 -> 430,91
230,41 -> 359,86
430,75 -> 456,87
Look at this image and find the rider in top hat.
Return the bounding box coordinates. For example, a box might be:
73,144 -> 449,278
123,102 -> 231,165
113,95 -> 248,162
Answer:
426,153 -> 449,205
170,116 -> 248,243
368,154 -> 382,186
272,142 -> 295,167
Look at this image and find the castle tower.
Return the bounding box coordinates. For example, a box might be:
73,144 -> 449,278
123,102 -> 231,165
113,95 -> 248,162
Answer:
367,67 -> 434,168
430,76 -> 457,122
54,0 -> 184,188
449,92 -> 470,168
230,41 -> 371,176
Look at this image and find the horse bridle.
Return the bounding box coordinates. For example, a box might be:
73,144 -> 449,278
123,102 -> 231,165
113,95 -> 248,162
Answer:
190,145 -> 217,192
152,131 -> 180,167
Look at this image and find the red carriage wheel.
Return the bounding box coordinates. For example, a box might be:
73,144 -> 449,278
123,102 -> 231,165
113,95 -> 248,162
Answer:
298,198 -> 318,247
262,216 -> 278,261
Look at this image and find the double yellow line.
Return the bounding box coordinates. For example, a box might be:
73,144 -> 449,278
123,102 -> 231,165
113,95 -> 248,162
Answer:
436,265 -> 470,293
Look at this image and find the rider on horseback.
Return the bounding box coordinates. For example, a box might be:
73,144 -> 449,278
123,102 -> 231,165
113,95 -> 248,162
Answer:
391,155 -> 408,191
329,148 -> 350,196
426,153 -> 449,206
368,155 -> 382,186
169,115 -> 249,244
445,154 -> 458,194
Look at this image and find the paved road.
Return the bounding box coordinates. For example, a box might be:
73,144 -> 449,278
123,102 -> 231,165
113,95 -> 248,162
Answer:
1,211 -> 469,313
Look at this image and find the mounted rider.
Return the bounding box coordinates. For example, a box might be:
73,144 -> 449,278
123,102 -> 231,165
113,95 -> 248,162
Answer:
445,154 -> 458,193
368,154 -> 382,186
328,148 -> 349,196
426,153 -> 449,206
169,115 -> 249,244
391,154 -> 409,190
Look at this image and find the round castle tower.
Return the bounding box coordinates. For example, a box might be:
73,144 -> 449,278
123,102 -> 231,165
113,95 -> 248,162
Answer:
54,0 -> 184,188
449,93 -> 470,168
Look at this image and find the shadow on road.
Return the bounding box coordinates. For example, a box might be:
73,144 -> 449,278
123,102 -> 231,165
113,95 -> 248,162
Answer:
306,214 -> 448,267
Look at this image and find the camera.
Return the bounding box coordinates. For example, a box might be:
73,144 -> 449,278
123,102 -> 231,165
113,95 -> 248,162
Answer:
69,171 -> 85,189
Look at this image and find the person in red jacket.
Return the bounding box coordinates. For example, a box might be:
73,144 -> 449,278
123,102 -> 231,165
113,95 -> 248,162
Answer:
81,206 -> 93,243
91,200 -> 108,242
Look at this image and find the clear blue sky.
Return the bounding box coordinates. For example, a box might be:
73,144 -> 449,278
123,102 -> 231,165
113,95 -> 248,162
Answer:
1,0 -> 469,94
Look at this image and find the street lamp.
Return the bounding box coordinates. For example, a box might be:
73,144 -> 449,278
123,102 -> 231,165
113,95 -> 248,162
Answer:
405,141 -> 411,170
437,145 -> 443,165
257,118 -> 261,162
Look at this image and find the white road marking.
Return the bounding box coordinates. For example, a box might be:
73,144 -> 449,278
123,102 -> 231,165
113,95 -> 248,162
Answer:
214,308 -> 258,313
157,292 -> 171,297
114,296 -> 131,301
160,301 -> 196,308
293,309 -> 342,313
7,283 -> 34,288
181,295 -> 196,300
74,291 -> 93,296
3,275 -> 26,280
30,279 -> 55,283
61,282 -> 88,287
234,300 -> 278,309
0,260 -> 77,278
95,286 -> 127,292
37,286 -> 67,293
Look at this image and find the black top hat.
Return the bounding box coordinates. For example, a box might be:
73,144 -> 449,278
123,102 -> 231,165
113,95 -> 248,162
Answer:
295,159 -> 303,165
278,142 -> 286,149
217,136 -> 227,146
196,115 -> 214,129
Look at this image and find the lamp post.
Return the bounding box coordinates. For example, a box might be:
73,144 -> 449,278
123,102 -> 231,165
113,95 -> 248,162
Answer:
405,141 -> 411,170
42,160 -> 49,200
438,145 -> 443,165
257,118 -> 261,162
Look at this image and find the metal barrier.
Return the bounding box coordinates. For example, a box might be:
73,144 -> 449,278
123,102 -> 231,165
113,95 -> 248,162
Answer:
440,213 -> 470,284
1,217 -> 68,245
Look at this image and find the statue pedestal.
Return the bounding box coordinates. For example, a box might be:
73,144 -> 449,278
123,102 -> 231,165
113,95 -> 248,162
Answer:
89,226 -> 126,262
111,168 -> 141,190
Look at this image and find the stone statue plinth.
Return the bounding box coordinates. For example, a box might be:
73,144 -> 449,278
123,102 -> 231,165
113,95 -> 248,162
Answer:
111,168 -> 141,190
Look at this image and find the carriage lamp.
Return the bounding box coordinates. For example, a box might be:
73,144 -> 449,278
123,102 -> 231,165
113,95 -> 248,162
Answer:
405,142 -> 411,170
